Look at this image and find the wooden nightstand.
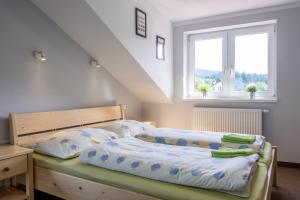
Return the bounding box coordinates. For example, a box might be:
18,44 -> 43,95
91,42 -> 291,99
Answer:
0,145 -> 33,200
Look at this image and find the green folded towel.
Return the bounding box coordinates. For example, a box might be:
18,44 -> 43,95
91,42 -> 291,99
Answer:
222,134 -> 256,144
211,148 -> 254,158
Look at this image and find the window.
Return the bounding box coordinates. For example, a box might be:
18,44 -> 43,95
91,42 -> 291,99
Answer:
184,21 -> 276,101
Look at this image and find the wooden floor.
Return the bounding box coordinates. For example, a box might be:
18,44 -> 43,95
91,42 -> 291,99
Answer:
35,166 -> 300,200
271,166 -> 300,200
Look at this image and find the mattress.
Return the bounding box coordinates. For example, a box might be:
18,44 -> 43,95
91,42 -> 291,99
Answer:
33,153 -> 269,200
259,142 -> 272,166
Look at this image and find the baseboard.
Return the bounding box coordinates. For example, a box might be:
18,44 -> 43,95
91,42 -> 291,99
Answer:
278,161 -> 300,168
0,139 -> 10,145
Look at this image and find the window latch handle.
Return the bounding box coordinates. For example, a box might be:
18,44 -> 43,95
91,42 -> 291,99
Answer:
229,68 -> 234,77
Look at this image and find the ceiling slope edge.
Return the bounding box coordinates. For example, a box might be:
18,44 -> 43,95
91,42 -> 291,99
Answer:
31,0 -> 172,103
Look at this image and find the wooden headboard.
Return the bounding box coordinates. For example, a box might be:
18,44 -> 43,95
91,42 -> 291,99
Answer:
9,105 -> 125,145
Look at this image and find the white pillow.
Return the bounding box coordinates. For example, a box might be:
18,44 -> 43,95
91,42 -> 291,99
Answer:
23,128 -> 119,159
100,120 -> 154,137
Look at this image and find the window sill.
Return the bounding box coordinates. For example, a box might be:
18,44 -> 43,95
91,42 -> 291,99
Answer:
182,96 -> 278,103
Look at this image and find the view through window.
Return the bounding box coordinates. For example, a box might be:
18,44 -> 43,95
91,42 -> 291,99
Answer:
186,22 -> 276,99
195,38 -> 223,93
234,33 -> 268,91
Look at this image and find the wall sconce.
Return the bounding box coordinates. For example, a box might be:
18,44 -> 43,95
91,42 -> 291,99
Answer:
33,50 -> 47,62
90,58 -> 101,68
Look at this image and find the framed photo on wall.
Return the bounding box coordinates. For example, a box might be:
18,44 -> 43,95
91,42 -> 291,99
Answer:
156,35 -> 165,60
135,8 -> 147,38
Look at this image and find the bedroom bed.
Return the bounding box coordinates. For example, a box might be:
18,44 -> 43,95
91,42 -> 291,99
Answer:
9,105 -> 277,200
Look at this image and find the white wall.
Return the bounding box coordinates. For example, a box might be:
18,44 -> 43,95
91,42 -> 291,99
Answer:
86,0 -> 173,99
0,0 -> 142,143
143,6 -> 300,164
32,0 -> 172,103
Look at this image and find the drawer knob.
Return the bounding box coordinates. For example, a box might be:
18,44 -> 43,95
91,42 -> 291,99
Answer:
3,167 -> 10,172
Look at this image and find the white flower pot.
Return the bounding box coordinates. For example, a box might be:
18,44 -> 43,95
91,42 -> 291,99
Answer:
249,92 -> 256,99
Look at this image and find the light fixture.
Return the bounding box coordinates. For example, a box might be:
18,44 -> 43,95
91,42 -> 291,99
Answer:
33,50 -> 47,62
90,58 -> 101,68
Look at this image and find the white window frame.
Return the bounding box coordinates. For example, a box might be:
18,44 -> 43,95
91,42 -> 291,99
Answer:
183,20 -> 277,101
188,32 -> 227,98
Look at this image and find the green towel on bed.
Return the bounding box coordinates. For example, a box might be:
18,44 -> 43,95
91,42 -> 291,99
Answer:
222,134 -> 256,144
211,148 -> 255,158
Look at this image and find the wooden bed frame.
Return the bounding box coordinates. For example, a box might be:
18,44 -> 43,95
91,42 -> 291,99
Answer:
9,105 -> 277,200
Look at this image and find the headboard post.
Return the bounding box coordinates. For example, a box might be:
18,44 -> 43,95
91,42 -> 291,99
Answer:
9,113 -> 17,145
119,104 -> 127,120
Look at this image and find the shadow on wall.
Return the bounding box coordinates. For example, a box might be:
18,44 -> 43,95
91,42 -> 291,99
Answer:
0,117 -> 10,144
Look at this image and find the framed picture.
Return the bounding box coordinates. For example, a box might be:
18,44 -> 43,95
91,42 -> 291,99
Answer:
156,35 -> 165,60
135,8 -> 147,38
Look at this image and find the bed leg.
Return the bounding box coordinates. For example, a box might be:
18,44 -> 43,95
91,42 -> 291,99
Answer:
272,146 -> 278,187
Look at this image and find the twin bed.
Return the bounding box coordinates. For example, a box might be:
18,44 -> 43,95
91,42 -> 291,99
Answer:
9,105 -> 277,200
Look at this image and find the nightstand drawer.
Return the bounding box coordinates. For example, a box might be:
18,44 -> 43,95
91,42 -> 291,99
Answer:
0,155 -> 27,180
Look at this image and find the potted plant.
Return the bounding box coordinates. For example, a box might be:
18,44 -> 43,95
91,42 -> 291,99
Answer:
197,84 -> 210,98
246,83 -> 257,99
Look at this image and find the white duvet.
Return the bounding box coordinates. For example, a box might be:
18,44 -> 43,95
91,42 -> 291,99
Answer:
136,128 -> 265,154
80,137 -> 259,195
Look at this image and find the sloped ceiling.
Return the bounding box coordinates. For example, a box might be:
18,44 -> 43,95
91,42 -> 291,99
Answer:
86,0 -> 173,101
150,0 -> 300,22
31,0 -> 173,103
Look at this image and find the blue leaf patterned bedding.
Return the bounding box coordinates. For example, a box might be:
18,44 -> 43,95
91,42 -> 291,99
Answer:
135,128 -> 265,154
80,137 -> 259,196
99,120 -> 154,137
21,128 -> 119,159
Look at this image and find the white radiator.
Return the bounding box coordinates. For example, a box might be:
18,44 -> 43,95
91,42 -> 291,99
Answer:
192,107 -> 264,135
